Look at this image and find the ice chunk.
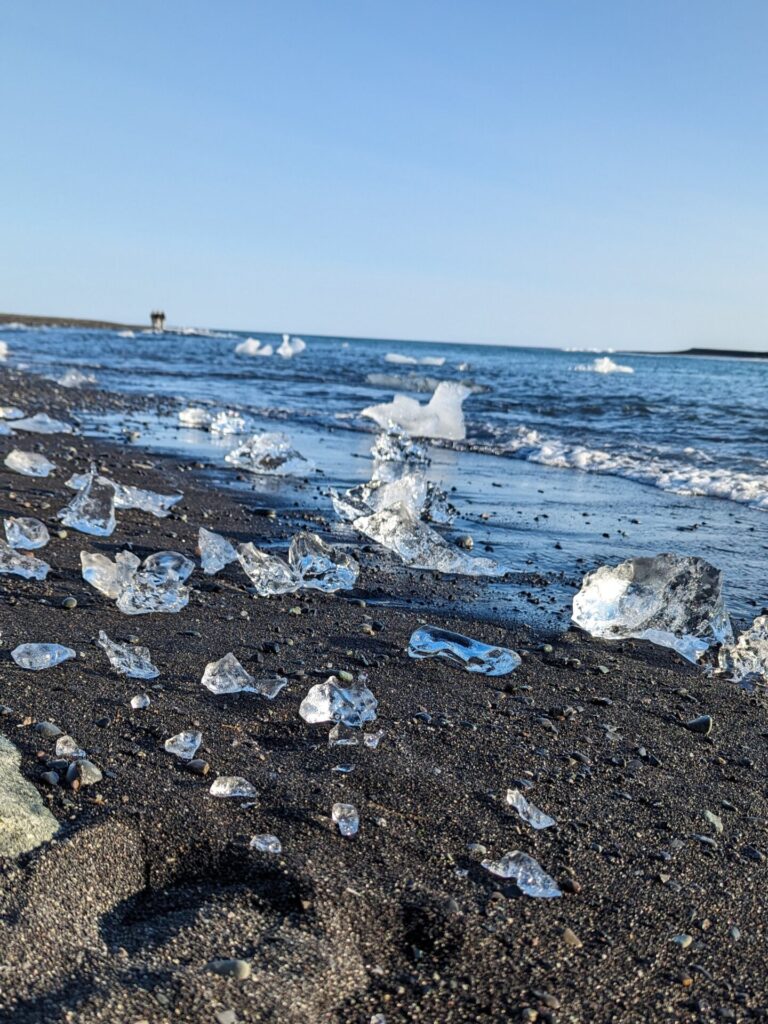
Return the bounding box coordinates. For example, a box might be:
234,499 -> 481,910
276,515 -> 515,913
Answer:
371,426 -> 430,465
81,550 -> 141,599
276,334 -> 306,358
299,676 -> 378,727
235,337 -> 273,357
332,474 -> 456,528
164,731 -> 202,760
0,539 -> 50,580
198,527 -> 238,574
58,469 -> 116,537
353,502 -> 503,576
574,356 -> 634,374
408,625 -> 521,675
201,652 -> 287,699
481,851 -> 562,898
209,776 -> 258,798
363,729 -> 385,749
12,413 -> 75,434
178,406 -> 212,428
250,833 -> 281,853
142,550 -> 195,582
56,368 -> 95,388
12,643 -> 75,670
130,693 -> 151,709
717,615 -> 768,687
237,542 -> 301,596
4,517 -> 50,550
361,382 -> 470,440
506,788 -> 556,829
67,478 -> 183,518
115,570 -> 190,615
210,410 -> 246,435
225,432 -> 310,475
97,630 -> 159,679
0,406 -> 24,419
328,722 -> 360,747
572,554 -> 732,663
55,735 -> 86,759
4,449 -> 56,477
332,802 -> 359,836
384,352 -> 445,367
288,532 -> 359,592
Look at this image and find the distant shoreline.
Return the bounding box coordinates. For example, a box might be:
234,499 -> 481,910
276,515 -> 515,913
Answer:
0,312 -> 143,331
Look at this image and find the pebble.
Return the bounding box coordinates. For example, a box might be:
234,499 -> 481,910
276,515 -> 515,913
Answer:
67,760 -> 103,787
33,722 -> 62,738
61,597 -> 77,610
186,759 -> 210,776
562,927 -> 583,948
673,933 -> 693,949
685,715 -> 713,735
215,1012 -> 237,1024
208,958 -> 252,980
40,770 -> 60,786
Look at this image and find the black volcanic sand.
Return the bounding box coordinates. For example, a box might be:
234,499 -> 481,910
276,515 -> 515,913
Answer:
0,371 -> 767,1024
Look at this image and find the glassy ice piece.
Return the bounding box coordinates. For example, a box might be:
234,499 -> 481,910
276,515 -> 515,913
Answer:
81,550 -> 141,599
115,570 -> 190,615
111,482 -> 182,518
164,730 -> 202,760
4,449 -> 56,477
288,532 -> 359,592
361,382 -> 470,441
423,483 -> 458,525
330,487 -> 371,522
55,735 -> 86,759
210,410 -> 247,435
55,368 -> 95,388
178,406 -> 212,428
299,676 -> 378,727
276,334 -> 306,358
12,643 -> 75,670
506,788 -> 556,830
363,730 -> 385,749
4,517 -> 50,550
58,469 -> 116,536
371,425 -> 430,464
250,833 -> 281,853
408,625 -> 521,676
0,539 -> 50,579
225,432 -> 311,476
199,526 -> 238,574
332,802 -> 359,837
354,503 -> 503,576
237,542 -> 300,596
209,776 -> 258,798
97,630 -> 159,679
481,851 -> 562,898
328,722 -> 360,747
572,553 -> 732,663
0,406 -> 24,420
717,615 -> 768,687
12,413 -> 75,434
202,652 -> 255,694
142,550 -> 195,582
130,693 -> 151,709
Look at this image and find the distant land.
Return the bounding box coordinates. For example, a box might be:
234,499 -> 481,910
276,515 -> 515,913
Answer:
664,347 -> 768,359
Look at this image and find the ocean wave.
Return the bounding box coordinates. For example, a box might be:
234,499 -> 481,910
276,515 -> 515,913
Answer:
573,356 -> 634,374
366,372 -> 489,395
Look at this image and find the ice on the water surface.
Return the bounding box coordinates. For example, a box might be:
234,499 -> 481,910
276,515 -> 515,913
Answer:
58,469 -> 116,537
12,413 -> 75,434
371,425 -> 430,465
361,382 -> 470,440
276,334 -> 306,358
0,539 -> 50,580
198,527 -> 238,574
481,851 -> 562,898
81,550 -> 141,599
56,368 -> 96,388
225,432 -> 310,476
299,676 -> 378,727
164,731 -> 202,760
97,630 -> 159,679
332,802 -> 359,836
572,553 -> 732,662
210,410 -> 247,435
408,625 -> 521,675
717,615 -> 768,687
384,352 -> 445,367
237,542 -> 301,596
235,337 -> 273,357
574,356 -> 634,374
66,473 -> 182,518
12,643 -> 75,670
506,788 -> 556,829
4,517 -> 50,550
178,406 -> 213,429
4,449 -> 56,477
209,776 -> 258,798
288,531 -> 359,592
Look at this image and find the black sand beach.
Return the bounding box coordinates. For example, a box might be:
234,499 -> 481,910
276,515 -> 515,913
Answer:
1,369 -> 767,1024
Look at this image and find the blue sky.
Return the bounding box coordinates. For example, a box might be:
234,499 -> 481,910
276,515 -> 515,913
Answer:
2,2 -> 766,349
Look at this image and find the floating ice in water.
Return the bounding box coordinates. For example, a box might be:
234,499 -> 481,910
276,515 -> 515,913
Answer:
12,643 -> 75,670
210,410 -> 247,435
164,731 -> 202,760
4,449 -> 56,477
201,651 -> 287,699
371,425 -> 430,465
408,625 -> 521,675
235,337 -> 273,357
288,532 -> 359,592
0,539 -> 50,580
225,432 -> 310,475
58,469 -> 116,536
210,776 -> 258,798
574,356 -> 634,374
97,630 -> 159,679
55,735 -> 86,759
506,788 -> 556,829
361,382 -> 470,440
4,517 -> 50,550
81,550 -> 141,599
237,542 -> 301,596
353,502 -> 503,576
0,340 -> 8,360
250,833 -> 281,853
384,352 -> 445,367
67,474 -> 184,519
717,615 -> 768,687
115,569 -> 190,615
332,802 -> 359,836
130,693 -> 151,709
481,851 -> 562,898
142,550 -> 195,582
178,406 -> 212,429
12,413 -> 75,434
198,527 -> 238,574
299,676 -> 378,727
276,334 -> 306,358
572,553 -> 732,663
56,368 -> 96,388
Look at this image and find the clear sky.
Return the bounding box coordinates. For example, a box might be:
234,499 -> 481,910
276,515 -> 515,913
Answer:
2,2 -> 766,350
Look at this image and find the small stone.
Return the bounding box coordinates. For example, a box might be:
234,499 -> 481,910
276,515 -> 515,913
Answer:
673,933 -> 693,949
704,810 -> 723,833
33,721 -> 62,738
40,770 -> 60,786
130,694 -> 150,710
215,1012 -> 237,1024
562,927 -> 583,948
685,715 -> 713,735
61,596 -> 77,610
67,759 -> 102,787
186,758 -> 210,776
207,958 -> 252,980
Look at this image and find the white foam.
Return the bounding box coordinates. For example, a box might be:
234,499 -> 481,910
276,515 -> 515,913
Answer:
0,341 -> 9,361
361,382 -> 470,440
385,352 -> 445,367
574,356 -> 634,374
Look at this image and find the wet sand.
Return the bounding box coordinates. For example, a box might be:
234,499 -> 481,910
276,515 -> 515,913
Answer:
0,369 -> 767,1023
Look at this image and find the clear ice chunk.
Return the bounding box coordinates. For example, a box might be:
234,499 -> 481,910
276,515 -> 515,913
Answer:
0,406 -> 25,420
717,615 -> 768,687
178,406 -> 212,428
142,550 -> 195,582
81,550 -> 141,599
361,382 -> 470,440
506,788 -> 556,829
58,469 -> 116,537
209,776 -> 258,798
371,425 -> 430,465
250,833 -> 281,853
210,410 -> 247,435
332,802 -> 359,837
237,542 -> 301,596
130,693 -> 151,709
363,729 -> 385,749
225,432 -> 311,476
481,851 -> 561,898
288,532 -> 359,592
198,527 -> 238,574
299,676 -> 378,727
572,553 -> 733,663
12,413 -> 75,434
408,625 -> 521,675
115,570 -> 190,615
276,334 -> 306,358
164,730 -> 202,760
202,652 -> 287,699
328,722 -> 360,746
4,449 -> 56,477
55,735 -> 86,759
97,630 -> 159,679
12,643 -> 75,670
4,517 -> 50,550
0,538 -> 50,579
55,368 -> 95,388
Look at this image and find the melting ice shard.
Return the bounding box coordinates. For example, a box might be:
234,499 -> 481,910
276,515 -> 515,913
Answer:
506,788 -> 556,829
209,776 -> 258,798
12,643 -> 75,670
225,432 -> 310,476
12,413 -> 75,434
0,539 -> 50,580
58,469 -> 116,537
130,693 -> 151,709
572,553 -> 732,663
299,676 -> 378,727
4,449 -> 55,477
4,517 -> 50,550
250,833 -> 281,853
142,550 -> 195,582
361,382 -> 470,441
115,569 -> 190,615
97,630 -> 159,679
164,730 -> 202,760
178,406 -> 212,428
201,651 -> 287,699
198,526 -> 238,574
81,550 -> 141,599
0,406 -> 25,420
235,337 -> 273,357
66,474 -> 183,519
408,625 -> 521,676
371,425 -> 430,465
331,475 -> 456,527
481,851 -> 562,898
55,368 -> 95,388
237,542 -> 301,596
210,410 -> 247,435
332,802 -> 359,837
717,615 -> 768,687
288,532 -> 359,592
276,334 -> 306,358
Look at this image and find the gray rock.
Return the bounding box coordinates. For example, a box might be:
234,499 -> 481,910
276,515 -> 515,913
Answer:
0,735 -> 59,857
207,958 -> 252,980
66,760 -> 103,786
33,721 -> 62,738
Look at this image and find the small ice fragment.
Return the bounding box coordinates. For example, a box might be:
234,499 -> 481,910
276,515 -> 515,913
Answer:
235,337 -> 273,357
408,625 -> 521,676
209,776 -> 258,798
288,532 -> 359,592
332,802 -> 359,837
202,652 -> 255,694
361,382 -> 470,440
12,643 -> 75,670
4,517 -> 50,550
328,722 -> 360,747
97,630 -> 159,679
58,469 -> 116,536
12,412 -> 75,434
110,481 -> 182,518
717,614 -> 768,687
299,676 -> 378,727
276,334 -> 306,358
237,542 -> 300,596
574,356 -> 634,374
55,735 -> 86,759
210,410 -> 246,435
0,539 -> 50,579
56,368 -> 95,388
115,570 -> 190,615
371,425 -> 430,465
164,730 -> 202,760
4,449 -> 56,477
225,432 -> 310,476
198,526 -> 238,574
506,788 -> 556,829
130,693 -> 151,709
142,550 -> 195,582
481,851 -> 562,898
333,763 -> 355,773
363,730 -> 385,749
250,833 -> 281,853
572,553 -> 732,663
0,406 -> 24,419
178,406 -> 212,428
81,550 -> 141,598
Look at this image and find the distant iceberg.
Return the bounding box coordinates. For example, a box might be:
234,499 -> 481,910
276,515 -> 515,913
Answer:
235,337 -> 273,357
361,382 -> 470,440
385,352 -> 445,367
277,335 -> 306,359
574,356 -> 634,374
